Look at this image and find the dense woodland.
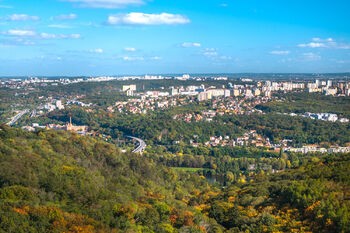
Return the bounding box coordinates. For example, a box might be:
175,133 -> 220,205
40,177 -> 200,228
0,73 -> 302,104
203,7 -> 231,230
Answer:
0,126 -> 349,232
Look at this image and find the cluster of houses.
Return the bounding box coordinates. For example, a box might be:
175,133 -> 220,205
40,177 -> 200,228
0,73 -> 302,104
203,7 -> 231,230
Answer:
109,97 -> 179,114
187,129 -> 350,154
66,99 -> 92,107
187,130 -> 279,149
173,113 -> 204,122
235,130 -> 270,147
172,94 -> 271,123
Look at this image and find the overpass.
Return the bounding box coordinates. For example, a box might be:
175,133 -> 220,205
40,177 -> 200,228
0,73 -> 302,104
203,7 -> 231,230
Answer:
126,136 -> 146,153
7,109 -> 29,126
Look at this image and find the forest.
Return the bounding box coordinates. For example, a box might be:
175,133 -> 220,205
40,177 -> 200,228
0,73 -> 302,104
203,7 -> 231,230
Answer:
0,126 -> 349,232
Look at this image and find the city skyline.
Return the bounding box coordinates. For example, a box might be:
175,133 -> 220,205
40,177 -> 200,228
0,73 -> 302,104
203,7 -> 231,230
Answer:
1,0 -> 350,76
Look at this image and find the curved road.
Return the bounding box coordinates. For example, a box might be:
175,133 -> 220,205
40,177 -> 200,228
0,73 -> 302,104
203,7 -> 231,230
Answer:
7,109 -> 29,126
126,136 -> 146,153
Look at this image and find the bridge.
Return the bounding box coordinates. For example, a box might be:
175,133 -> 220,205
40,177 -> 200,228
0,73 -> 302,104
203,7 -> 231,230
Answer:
7,109 -> 29,126
126,136 -> 146,153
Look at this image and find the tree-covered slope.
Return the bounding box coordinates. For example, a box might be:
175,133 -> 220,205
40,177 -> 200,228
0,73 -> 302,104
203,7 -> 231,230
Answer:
0,125 -> 215,232
0,125 -> 349,233
194,154 -> 350,233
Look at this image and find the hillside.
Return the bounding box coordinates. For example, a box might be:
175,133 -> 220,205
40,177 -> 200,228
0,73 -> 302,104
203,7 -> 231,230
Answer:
0,125 -> 214,232
0,125 -> 349,233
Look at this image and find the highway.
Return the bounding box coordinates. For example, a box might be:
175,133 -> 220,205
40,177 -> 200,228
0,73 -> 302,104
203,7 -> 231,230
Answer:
127,136 -> 146,153
7,109 -> 29,126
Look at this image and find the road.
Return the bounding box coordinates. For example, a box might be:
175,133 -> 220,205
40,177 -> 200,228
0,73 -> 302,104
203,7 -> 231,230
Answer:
7,109 -> 29,126
127,136 -> 146,153
30,109 -> 36,118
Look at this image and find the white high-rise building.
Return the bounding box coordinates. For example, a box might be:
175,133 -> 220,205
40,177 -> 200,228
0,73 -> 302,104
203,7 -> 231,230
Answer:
327,80 -> 332,87
233,89 -> 240,97
171,88 -> 179,96
183,74 -> 190,79
208,89 -> 225,97
122,84 -> 136,92
324,88 -> 337,96
254,89 -> 261,96
198,92 -> 212,101
56,100 -> 64,110
315,79 -> 320,87
346,89 -> 350,96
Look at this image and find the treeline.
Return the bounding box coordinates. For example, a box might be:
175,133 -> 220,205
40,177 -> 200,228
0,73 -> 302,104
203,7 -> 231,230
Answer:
40,107 -> 350,147
257,92 -> 350,118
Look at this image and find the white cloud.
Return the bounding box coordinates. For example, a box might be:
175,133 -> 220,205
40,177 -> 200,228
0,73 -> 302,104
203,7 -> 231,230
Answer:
62,0 -> 144,9
298,42 -> 326,48
219,56 -> 232,60
87,48 -> 103,53
204,51 -> 218,56
270,50 -> 290,55
124,47 -> 136,52
150,56 -> 161,60
278,58 -> 294,63
70,34 -> 81,39
182,42 -> 201,48
53,14 -> 77,20
106,13 -> 190,25
302,52 -> 321,61
3,29 -> 81,39
123,56 -> 144,61
121,56 -> 161,61
48,24 -> 72,29
200,48 -> 227,58
336,44 -> 350,49
202,48 -> 218,57
39,33 -> 81,39
220,3 -> 228,7
312,37 -> 333,42
39,33 -> 59,39
205,48 -> 215,51
3,14 -> 40,21
298,38 -> 349,50
4,29 -> 36,36
1,38 -> 36,46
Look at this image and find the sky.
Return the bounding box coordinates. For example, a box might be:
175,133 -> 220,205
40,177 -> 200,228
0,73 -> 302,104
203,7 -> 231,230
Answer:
0,0 -> 350,76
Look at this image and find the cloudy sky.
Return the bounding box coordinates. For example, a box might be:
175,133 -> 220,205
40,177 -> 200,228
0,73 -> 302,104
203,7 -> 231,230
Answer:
0,0 -> 350,76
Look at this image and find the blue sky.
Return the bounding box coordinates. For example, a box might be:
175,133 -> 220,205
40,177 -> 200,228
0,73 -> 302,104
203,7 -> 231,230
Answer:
0,0 -> 350,76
